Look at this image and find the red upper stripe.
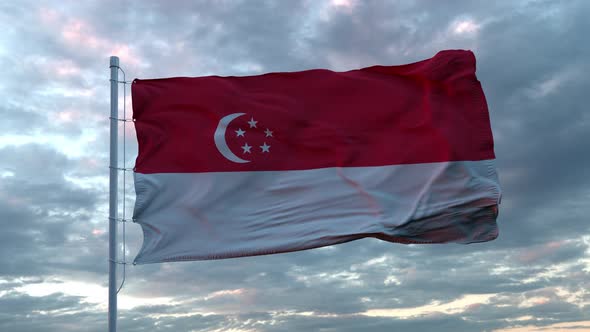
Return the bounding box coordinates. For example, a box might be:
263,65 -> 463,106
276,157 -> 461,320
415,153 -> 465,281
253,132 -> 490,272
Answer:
132,50 -> 495,173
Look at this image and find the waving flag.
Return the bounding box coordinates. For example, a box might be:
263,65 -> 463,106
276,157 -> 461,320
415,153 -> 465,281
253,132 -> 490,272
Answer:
131,50 -> 501,264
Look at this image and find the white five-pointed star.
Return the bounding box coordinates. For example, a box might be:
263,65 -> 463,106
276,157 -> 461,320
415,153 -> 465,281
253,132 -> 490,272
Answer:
264,128 -> 273,137
235,128 -> 245,137
241,143 -> 252,154
260,142 -> 271,153
248,117 -> 258,128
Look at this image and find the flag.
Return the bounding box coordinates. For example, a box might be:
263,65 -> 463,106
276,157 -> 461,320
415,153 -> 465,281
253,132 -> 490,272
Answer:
131,50 -> 501,264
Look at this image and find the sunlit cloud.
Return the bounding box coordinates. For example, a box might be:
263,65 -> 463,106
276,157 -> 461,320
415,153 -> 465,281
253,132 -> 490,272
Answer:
289,266 -> 364,287
0,131 -> 98,158
331,0 -> 352,7
518,295 -> 551,308
493,320 -> 590,332
91,229 -> 104,236
37,85 -> 96,98
331,0 -> 357,11
363,294 -> 495,318
57,110 -> 82,123
15,278 -> 174,310
204,289 -> 246,300
451,18 -> 481,35
515,240 -> 565,264
0,170 -> 15,178
527,66 -> 580,98
24,55 -> 82,78
37,8 -> 147,68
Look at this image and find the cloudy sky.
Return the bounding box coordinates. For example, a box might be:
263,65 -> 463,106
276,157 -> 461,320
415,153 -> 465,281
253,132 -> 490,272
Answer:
1,0 -> 589,331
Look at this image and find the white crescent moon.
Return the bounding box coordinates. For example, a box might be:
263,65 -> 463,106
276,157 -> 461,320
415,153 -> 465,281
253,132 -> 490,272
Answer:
214,113 -> 250,163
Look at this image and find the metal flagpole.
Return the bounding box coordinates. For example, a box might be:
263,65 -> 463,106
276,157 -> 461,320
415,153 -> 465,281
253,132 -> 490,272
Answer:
108,56 -> 119,332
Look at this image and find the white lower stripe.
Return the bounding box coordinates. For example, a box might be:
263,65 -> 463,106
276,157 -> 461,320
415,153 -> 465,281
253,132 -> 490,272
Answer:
133,160 -> 501,264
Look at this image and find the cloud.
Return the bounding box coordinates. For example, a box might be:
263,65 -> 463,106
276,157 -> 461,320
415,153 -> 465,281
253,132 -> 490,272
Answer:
493,320 -> 590,332
0,291 -> 104,332
0,144 -> 104,277
0,0 -> 589,331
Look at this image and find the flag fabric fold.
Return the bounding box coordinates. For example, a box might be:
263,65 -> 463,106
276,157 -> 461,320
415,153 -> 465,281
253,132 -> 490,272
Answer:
131,49 -> 501,264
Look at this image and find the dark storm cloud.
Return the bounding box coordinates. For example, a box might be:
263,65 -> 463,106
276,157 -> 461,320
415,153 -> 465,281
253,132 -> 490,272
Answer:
0,291 -> 105,332
474,1 -> 590,247
0,105 -> 46,135
0,144 -> 103,276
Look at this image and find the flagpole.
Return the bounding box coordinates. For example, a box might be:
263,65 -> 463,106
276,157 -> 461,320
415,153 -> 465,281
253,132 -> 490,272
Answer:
108,56 -> 119,332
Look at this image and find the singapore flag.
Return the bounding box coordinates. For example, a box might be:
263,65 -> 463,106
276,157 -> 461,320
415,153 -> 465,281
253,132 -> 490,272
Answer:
131,50 -> 502,264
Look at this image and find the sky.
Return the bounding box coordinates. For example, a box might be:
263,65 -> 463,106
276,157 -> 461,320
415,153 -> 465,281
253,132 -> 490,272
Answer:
0,0 -> 589,331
